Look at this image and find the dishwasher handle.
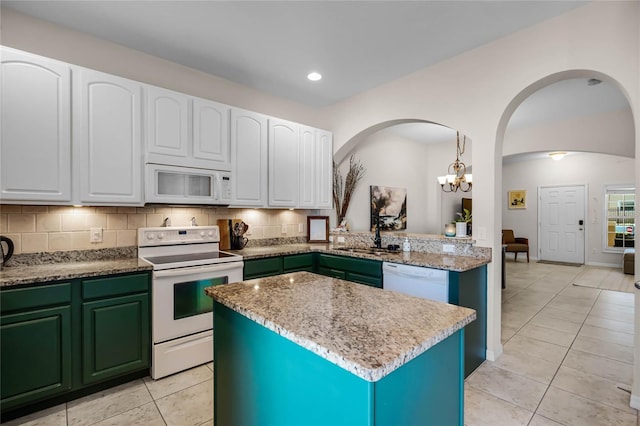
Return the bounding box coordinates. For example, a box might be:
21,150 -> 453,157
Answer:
382,262 -> 448,281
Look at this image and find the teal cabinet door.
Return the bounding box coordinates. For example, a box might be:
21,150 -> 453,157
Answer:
317,254 -> 382,287
81,293 -> 149,384
1,305 -> 72,410
282,253 -> 314,273
243,257 -> 283,280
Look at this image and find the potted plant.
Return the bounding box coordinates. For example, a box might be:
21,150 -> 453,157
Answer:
454,208 -> 472,237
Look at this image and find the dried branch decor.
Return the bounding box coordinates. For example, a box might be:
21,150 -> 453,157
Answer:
333,155 -> 366,225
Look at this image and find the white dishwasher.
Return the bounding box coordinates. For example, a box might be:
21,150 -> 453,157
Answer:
382,262 -> 449,302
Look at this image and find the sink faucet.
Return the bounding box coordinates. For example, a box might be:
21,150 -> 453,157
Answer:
373,215 -> 382,249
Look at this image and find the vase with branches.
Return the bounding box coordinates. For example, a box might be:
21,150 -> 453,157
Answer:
333,155 -> 366,227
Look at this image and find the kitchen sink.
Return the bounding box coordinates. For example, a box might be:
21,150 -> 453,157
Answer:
333,247 -> 395,256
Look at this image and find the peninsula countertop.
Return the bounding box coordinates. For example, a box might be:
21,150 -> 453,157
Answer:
229,243 -> 490,272
206,271 -> 476,382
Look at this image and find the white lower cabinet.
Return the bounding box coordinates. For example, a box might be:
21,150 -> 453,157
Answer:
0,47 -> 72,203
73,68 -> 144,205
230,108 -> 268,207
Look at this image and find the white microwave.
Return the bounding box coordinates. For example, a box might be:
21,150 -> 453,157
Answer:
145,164 -> 231,205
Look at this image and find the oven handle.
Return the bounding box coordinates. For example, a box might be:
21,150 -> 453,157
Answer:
153,261 -> 244,279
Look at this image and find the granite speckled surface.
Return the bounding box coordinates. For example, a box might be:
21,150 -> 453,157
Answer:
0,257 -> 152,287
231,244 -> 490,272
206,271 -> 476,382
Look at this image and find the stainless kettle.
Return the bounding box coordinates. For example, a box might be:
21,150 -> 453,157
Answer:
0,236 -> 15,269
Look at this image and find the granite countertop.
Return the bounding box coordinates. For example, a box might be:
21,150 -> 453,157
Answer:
229,244 -> 490,272
0,258 -> 153,288
206,271 -> 476,382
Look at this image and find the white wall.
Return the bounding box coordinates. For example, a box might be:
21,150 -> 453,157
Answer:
323,1 -> 639,366
504,108 -> 635,157
333,128 -> 472,235
502,153 -> 635,266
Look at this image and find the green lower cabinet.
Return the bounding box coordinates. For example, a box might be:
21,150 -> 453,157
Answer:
243,257 -> 283,280
0,305 -> 72,411
81,293 -> 149,384
449,266 -> 487,377
316,266 -> 347,279
1,272 -> 151,418
316,254 -> 382,288
282,253 -> 314,273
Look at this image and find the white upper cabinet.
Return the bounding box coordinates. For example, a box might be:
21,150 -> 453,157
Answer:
230,108 -> 268,207
298,126 -> 316,208
297,126 -> 333,209
268,118 -> 300,207
0,47 -> 72,203
147,86 -> 189,159
146,86 -> 231,171
74,67 -> 143,205
192,97 -> 230,170
315,130 -> 333,209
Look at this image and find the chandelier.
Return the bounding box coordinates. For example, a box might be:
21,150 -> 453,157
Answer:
437,131 -> 472,193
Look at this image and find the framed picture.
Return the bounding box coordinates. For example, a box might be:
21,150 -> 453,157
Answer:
508,190 -> 527,209
307,216 -> 329,242
370,185 -> 407,231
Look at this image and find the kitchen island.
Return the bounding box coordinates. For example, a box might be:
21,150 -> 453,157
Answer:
206,271 -> 475,426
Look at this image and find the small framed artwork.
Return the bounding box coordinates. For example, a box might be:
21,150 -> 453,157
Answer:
307,216 -> 329,242
508,190 -> 527,209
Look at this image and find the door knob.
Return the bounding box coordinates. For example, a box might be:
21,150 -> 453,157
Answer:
634,281 -> 640,290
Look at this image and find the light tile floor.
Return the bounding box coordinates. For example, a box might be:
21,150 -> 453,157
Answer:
4,261 -> 637,425
466,260 -> 638,426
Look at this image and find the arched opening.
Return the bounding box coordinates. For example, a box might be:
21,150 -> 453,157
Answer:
333,119 -> 472,233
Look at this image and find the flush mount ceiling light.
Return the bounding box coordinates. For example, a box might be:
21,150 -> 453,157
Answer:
549,151 -> 568,161
587,78 -> 602,86
437,131 -> 472,193
307,72 -> 322,81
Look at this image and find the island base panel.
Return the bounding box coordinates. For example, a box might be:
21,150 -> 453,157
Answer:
213,303 -> 464,426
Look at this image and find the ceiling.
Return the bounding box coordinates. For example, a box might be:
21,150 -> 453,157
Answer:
4,1 -> 631,155
3,0 -> 588,107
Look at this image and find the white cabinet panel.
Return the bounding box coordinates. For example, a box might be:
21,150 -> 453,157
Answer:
0,48 -> 71,202
315,130 -> 333,209
268,119 -> 299,207
230,109 -> 267,206
193,98 -> 230,170
74,68 -> 143,205
147,86 -> 189,159
298,126 -> 316,208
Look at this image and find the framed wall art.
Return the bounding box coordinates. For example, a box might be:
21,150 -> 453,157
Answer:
508,190 -> 527,209
307,216 -> 329,242
370,185 -> 407,231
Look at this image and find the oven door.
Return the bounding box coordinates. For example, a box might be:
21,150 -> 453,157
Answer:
152,261 -> 243,344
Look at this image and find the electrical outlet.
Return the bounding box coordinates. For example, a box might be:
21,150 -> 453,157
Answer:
337,236 -> 346,243
298,223 -> 303,233
281,224 -> 287,234
476,226 -> 487,240
90,227 -> 103,243
245,224 -> 252,236
443,244 -> 455,253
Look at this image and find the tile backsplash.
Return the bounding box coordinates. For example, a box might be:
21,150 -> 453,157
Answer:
0,205 -> 318,254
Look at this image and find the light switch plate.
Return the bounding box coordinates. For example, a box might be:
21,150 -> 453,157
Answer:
90,227 -> 103,243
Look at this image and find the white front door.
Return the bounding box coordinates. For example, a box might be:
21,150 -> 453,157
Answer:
539,185 -> 586,264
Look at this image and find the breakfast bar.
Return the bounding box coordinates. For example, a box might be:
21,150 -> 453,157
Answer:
206,271 -> 476,426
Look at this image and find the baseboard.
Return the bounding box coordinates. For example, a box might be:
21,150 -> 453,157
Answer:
486,344 -> 503,362
630,393 -> 640,410
586,261 -> 622,268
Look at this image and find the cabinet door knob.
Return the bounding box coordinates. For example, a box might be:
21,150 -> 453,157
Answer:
634,281 -> 640,290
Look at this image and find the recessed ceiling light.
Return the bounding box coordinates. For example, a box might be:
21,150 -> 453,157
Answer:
307,72 -> 322,81
549,151 -> 567,161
